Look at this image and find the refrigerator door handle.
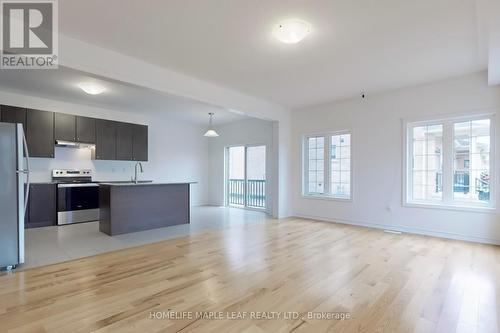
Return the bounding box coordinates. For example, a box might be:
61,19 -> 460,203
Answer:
22,128 -> 30,213
15,123 -> 28,265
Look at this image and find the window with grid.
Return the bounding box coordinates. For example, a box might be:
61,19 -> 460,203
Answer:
406,116 -> 493,208
411,124 -> 443,202
306,136 -> 325,194
330,134 -> 351,198
453,119 -> 491,204
304,132 -> 352,199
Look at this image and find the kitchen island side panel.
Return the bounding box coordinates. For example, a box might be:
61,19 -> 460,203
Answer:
98,185 -> 112,235
99,183 -> 190,236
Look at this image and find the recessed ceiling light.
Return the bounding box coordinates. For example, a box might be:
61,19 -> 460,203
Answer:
78,82 -> 106,95
273,19 -> 311,44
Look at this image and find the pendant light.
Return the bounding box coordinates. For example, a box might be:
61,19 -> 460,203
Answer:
204,112 -> 219,137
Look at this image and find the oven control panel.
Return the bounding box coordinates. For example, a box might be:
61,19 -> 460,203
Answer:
52,169 -> 92,178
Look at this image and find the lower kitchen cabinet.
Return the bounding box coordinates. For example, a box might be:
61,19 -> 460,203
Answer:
25,184 -> 56,228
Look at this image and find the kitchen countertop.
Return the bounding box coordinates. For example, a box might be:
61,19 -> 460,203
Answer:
30,180 -> 154,185
30,180 -> 198,186
99,182 -> 197,186
94,180 -> 154,184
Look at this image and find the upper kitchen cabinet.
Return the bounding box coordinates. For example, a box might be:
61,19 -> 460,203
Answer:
27,109 -> 54,158
116,122 -> 134,161
94,119 -> 116,160
132,124 -> 148,161
76,116 -> 96,143
55,113 -> 76,142
54,114 -> 96,144
1,105 -> 27,130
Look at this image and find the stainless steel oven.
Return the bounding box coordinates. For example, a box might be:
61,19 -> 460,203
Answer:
53,170 -> 100,225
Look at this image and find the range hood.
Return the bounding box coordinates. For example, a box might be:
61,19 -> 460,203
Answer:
55,140 -> 96,149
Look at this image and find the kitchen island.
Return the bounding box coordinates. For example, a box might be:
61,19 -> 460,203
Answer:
99,182 -> 195,236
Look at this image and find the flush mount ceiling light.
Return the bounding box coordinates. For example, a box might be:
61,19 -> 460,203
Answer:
78,82 -> 106,95
204,112 -> 219,137
273,19 -> 311,44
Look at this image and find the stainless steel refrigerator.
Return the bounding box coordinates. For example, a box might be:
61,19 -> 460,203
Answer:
0,122 -> 30,270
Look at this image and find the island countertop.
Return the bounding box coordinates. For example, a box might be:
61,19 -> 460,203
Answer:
99,182 -> 193,236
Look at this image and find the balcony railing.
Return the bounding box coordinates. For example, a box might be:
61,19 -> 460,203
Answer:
228,179 -> 266,208
435,171 -> 489,201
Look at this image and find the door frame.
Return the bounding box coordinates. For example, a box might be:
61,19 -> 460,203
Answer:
225,143 -> 267,211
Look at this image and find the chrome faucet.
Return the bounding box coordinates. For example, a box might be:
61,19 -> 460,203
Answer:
133,162 -> 143,184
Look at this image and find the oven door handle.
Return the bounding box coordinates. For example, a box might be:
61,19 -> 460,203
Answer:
58,183 -> 100,188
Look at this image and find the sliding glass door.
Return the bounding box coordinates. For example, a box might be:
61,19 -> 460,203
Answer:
227,146 -> 245,206
226,145 -> 266,209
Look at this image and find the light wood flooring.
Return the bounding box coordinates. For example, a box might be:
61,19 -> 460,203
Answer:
1,217 -> 500,333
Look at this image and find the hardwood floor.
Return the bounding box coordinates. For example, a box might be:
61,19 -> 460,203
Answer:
1,217 -> 499,333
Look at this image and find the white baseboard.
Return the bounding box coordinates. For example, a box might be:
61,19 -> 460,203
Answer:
293,213 -> 500,246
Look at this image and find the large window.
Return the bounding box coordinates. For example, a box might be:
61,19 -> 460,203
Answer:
406,115 -> 494,209
303,132 -> 352,199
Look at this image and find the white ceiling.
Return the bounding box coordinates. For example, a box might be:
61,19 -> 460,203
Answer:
0,67 -> 247,125
59,0 -> 487,109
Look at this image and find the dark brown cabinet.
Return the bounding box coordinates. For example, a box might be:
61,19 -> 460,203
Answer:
133,124 -> 148,161
55,113 -> 76,141
116,122 -> 134,160
1,105 -> 27,129
95,119 -> 116,160
2,104 -> 147,161
76,116 -> 95,143
110,122 -> 148,162
27,109 -> 54,158
25,184 -> 56,228
55,114 -> 96,144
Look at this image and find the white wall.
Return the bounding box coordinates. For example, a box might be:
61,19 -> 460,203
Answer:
276,117 -> 292,218
0,90 -> 209,206
207,118 -> 275,214
291,71 -> 500,244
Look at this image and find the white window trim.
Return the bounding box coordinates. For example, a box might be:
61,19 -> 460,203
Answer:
402,113 -> 496,212
301,130 -> 353,201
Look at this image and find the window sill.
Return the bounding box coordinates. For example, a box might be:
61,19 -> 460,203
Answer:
301,194 -> 352,202
404,201 -> 497,214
